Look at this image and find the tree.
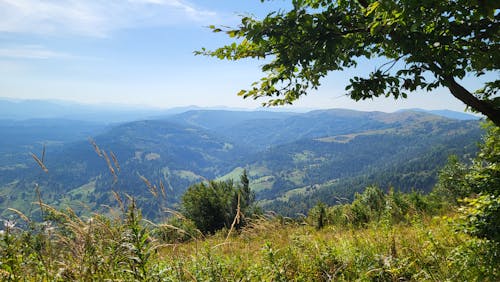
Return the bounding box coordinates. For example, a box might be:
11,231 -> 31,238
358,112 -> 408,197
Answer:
434,155 -> 470,203
239,169 -> 255,213
436,122 -> 500,242
181,172 -> 257,234
181,180 -> 235,234
198,0 -> 500,125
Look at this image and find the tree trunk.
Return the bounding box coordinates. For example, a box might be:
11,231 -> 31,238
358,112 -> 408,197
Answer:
444,76 -> 500,126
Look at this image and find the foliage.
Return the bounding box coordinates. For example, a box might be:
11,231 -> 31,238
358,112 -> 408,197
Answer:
307,202 -> 327,229
467,122 -> 500,195
181,180 -> 234,234
181,171 -> 256,234
200,0 -> 500,125
0,198 -> 164,281
1,186 -> 499,280
459,194 -> 500,242
452,122 -> 500,244
433,155 -> 471,202
432,122 -> 500,243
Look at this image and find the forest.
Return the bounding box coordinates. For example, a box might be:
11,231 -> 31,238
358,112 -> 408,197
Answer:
0,122 -> 498,280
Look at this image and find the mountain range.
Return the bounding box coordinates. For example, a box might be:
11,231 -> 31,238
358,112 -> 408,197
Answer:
0,102 -> 483,218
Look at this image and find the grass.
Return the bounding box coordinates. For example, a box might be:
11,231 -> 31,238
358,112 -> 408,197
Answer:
156,213 -> 498,281
1,198 -> 499,281
217,167 -> 245,182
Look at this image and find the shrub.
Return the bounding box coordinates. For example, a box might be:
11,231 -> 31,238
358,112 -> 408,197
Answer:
434,155 -> 470,203
459,194 -> 500,243
181,171 -> 256,234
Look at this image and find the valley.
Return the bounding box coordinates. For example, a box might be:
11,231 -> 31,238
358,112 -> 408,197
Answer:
0,107 -> 482,219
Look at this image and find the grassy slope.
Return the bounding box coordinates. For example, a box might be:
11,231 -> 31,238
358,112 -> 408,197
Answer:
158,214 -> 498,281
1,199 -> 498,280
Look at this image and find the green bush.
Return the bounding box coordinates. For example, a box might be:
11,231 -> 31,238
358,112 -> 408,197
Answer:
456,122 -> 500,243
153,216 -> 200,243
434,155 -> 470,203
460,194 -> 500,242
467,123 -> 500,196
181,171 -> 256,234
307,202 -> 327,229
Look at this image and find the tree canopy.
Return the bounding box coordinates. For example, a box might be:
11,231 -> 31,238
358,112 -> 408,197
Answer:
198,0 -> 500,126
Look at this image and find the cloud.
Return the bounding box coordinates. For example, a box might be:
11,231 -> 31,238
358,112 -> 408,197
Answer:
0,45 -> 72,59
0,0 -> 217,37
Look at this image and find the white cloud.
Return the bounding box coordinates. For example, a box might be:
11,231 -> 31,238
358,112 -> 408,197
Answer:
0,0 -> 217,37
0,45 -> 71,59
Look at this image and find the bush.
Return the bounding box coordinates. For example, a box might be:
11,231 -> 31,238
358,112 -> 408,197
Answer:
460,194 -> 500,242
154,216 -> 201,243
307,202 -> 327,229
456,122 -> 500,243
181,171 -> 256,234
433,155 -> 470,203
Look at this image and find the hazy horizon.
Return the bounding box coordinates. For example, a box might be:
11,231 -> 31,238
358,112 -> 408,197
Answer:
0,96 -> 482,118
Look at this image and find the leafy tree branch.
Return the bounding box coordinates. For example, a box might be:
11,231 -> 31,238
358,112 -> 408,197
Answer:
198,0 -> 500,125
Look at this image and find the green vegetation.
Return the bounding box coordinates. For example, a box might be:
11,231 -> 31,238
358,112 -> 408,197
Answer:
0,112 -> 497,280
0,0 -> 498,278
1,110 -> 482,219
1,177 -> 499,280
449,122 -> 500,243
181,170 -> 256,234
0,122 -> 498,280
200,0 -> 500,125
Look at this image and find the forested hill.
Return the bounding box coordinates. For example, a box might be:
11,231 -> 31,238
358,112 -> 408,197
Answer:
0,109 -> 483,218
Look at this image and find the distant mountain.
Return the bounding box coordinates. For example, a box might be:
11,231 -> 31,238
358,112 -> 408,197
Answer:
0,98 -> 181,122
165,109 -> 297,130
0,98 -> 259,122
0,97 -> 481,122
398,108 -> 480,120
0,108 -> 483,219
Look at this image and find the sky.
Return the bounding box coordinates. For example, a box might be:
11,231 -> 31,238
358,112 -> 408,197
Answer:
0,0 -> 494,113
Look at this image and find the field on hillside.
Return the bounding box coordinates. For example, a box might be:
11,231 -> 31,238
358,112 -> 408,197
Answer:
159,215 -> 498,281
1,204 -> 498,281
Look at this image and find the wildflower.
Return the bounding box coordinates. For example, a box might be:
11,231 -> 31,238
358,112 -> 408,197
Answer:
3,220 -> 15,230
43,221 -> 55,234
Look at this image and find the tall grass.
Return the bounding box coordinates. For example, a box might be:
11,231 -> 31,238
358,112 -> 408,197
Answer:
1,198 -> 499,280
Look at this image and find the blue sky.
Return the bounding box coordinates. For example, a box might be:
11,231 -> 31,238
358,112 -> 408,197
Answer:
0,0 -> 493,113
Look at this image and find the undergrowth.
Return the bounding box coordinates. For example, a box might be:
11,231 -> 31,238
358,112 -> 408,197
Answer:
1,206 -> 499,281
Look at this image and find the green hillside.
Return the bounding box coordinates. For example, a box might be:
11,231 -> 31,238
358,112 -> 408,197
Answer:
0,109 -> 483,219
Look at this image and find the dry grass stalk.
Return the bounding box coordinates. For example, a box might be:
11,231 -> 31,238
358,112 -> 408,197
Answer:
139,175 -> 158,197
226,193 -> 242,241
34,183 -> 44,218
112,190 -> 125,213
101,150 -> 117,182
37,202 -> 71,222
163,208 -> 186,220
30,152 -> 48,173
159,180 -> 166,199
110,151 -> 120,172
7,208 -> 30,223
41,144 -> 46,163
89,138 -> 103,158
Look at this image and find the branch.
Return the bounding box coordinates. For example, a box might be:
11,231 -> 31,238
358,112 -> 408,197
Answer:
443,76 -> 500,126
